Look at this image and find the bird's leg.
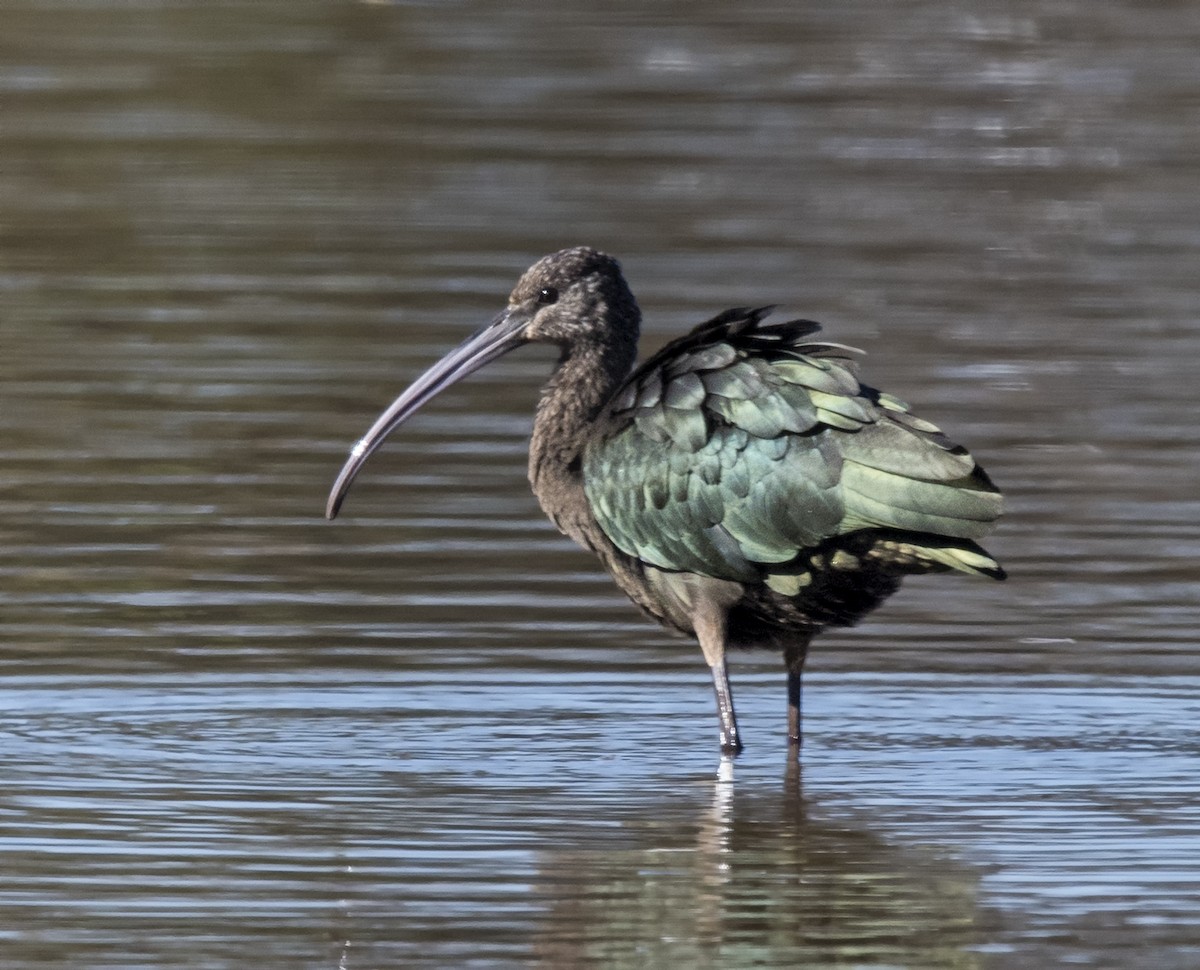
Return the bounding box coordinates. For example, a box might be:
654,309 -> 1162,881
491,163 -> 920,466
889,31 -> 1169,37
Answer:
784,639 -> 809,754
694,604 -> 742,756
786,667 -> 802,747
709,660 -> 742,756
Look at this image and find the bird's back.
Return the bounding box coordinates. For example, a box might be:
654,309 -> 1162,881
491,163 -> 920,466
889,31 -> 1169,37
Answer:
582,307 -> 1003,637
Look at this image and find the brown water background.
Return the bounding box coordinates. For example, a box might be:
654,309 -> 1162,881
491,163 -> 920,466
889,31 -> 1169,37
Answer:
3,1 -> 1199,967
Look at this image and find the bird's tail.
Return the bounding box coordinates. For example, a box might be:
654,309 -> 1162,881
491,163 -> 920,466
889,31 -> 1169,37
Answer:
912,539 -> 1006,580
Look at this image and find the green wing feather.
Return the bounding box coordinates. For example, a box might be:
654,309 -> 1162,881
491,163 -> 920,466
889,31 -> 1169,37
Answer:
583,308 -> 1003,584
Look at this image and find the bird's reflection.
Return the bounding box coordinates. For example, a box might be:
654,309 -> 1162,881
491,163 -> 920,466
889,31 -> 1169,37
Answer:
530,763 -> 985,968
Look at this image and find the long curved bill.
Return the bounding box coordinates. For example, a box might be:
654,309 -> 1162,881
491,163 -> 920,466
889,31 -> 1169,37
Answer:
326,308 -> 529,519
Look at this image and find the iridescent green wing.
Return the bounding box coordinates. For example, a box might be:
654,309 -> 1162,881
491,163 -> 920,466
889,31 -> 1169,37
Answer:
583,308 -> 1002,581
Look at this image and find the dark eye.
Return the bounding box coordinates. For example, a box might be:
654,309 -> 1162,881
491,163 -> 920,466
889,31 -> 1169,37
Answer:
536,286 -> 559,305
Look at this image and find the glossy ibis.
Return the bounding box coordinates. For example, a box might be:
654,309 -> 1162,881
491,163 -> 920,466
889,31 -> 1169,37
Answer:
327,247 -> 1004,757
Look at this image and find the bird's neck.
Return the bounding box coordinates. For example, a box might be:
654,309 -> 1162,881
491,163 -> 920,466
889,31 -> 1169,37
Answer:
529,330 -> 637,544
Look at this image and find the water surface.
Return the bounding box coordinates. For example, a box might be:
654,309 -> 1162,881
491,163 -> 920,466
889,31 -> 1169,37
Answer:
3,1 -> 1199,967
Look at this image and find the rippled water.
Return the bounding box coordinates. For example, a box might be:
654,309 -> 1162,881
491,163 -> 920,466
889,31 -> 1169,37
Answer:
4,1 -> 1200,967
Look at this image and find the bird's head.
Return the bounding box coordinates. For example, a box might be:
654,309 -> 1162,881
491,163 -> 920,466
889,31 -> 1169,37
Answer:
325,247 -> 638,519
506,246 -> 636,344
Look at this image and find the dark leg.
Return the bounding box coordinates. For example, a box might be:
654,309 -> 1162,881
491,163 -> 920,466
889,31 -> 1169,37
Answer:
784,640 -> 808,753
786,667 -> 802,747
710,660 -> 743,756
693,600 -> 743,757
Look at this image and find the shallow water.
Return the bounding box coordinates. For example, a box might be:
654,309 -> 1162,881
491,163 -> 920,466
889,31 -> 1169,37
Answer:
3,1 -> 1200,967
